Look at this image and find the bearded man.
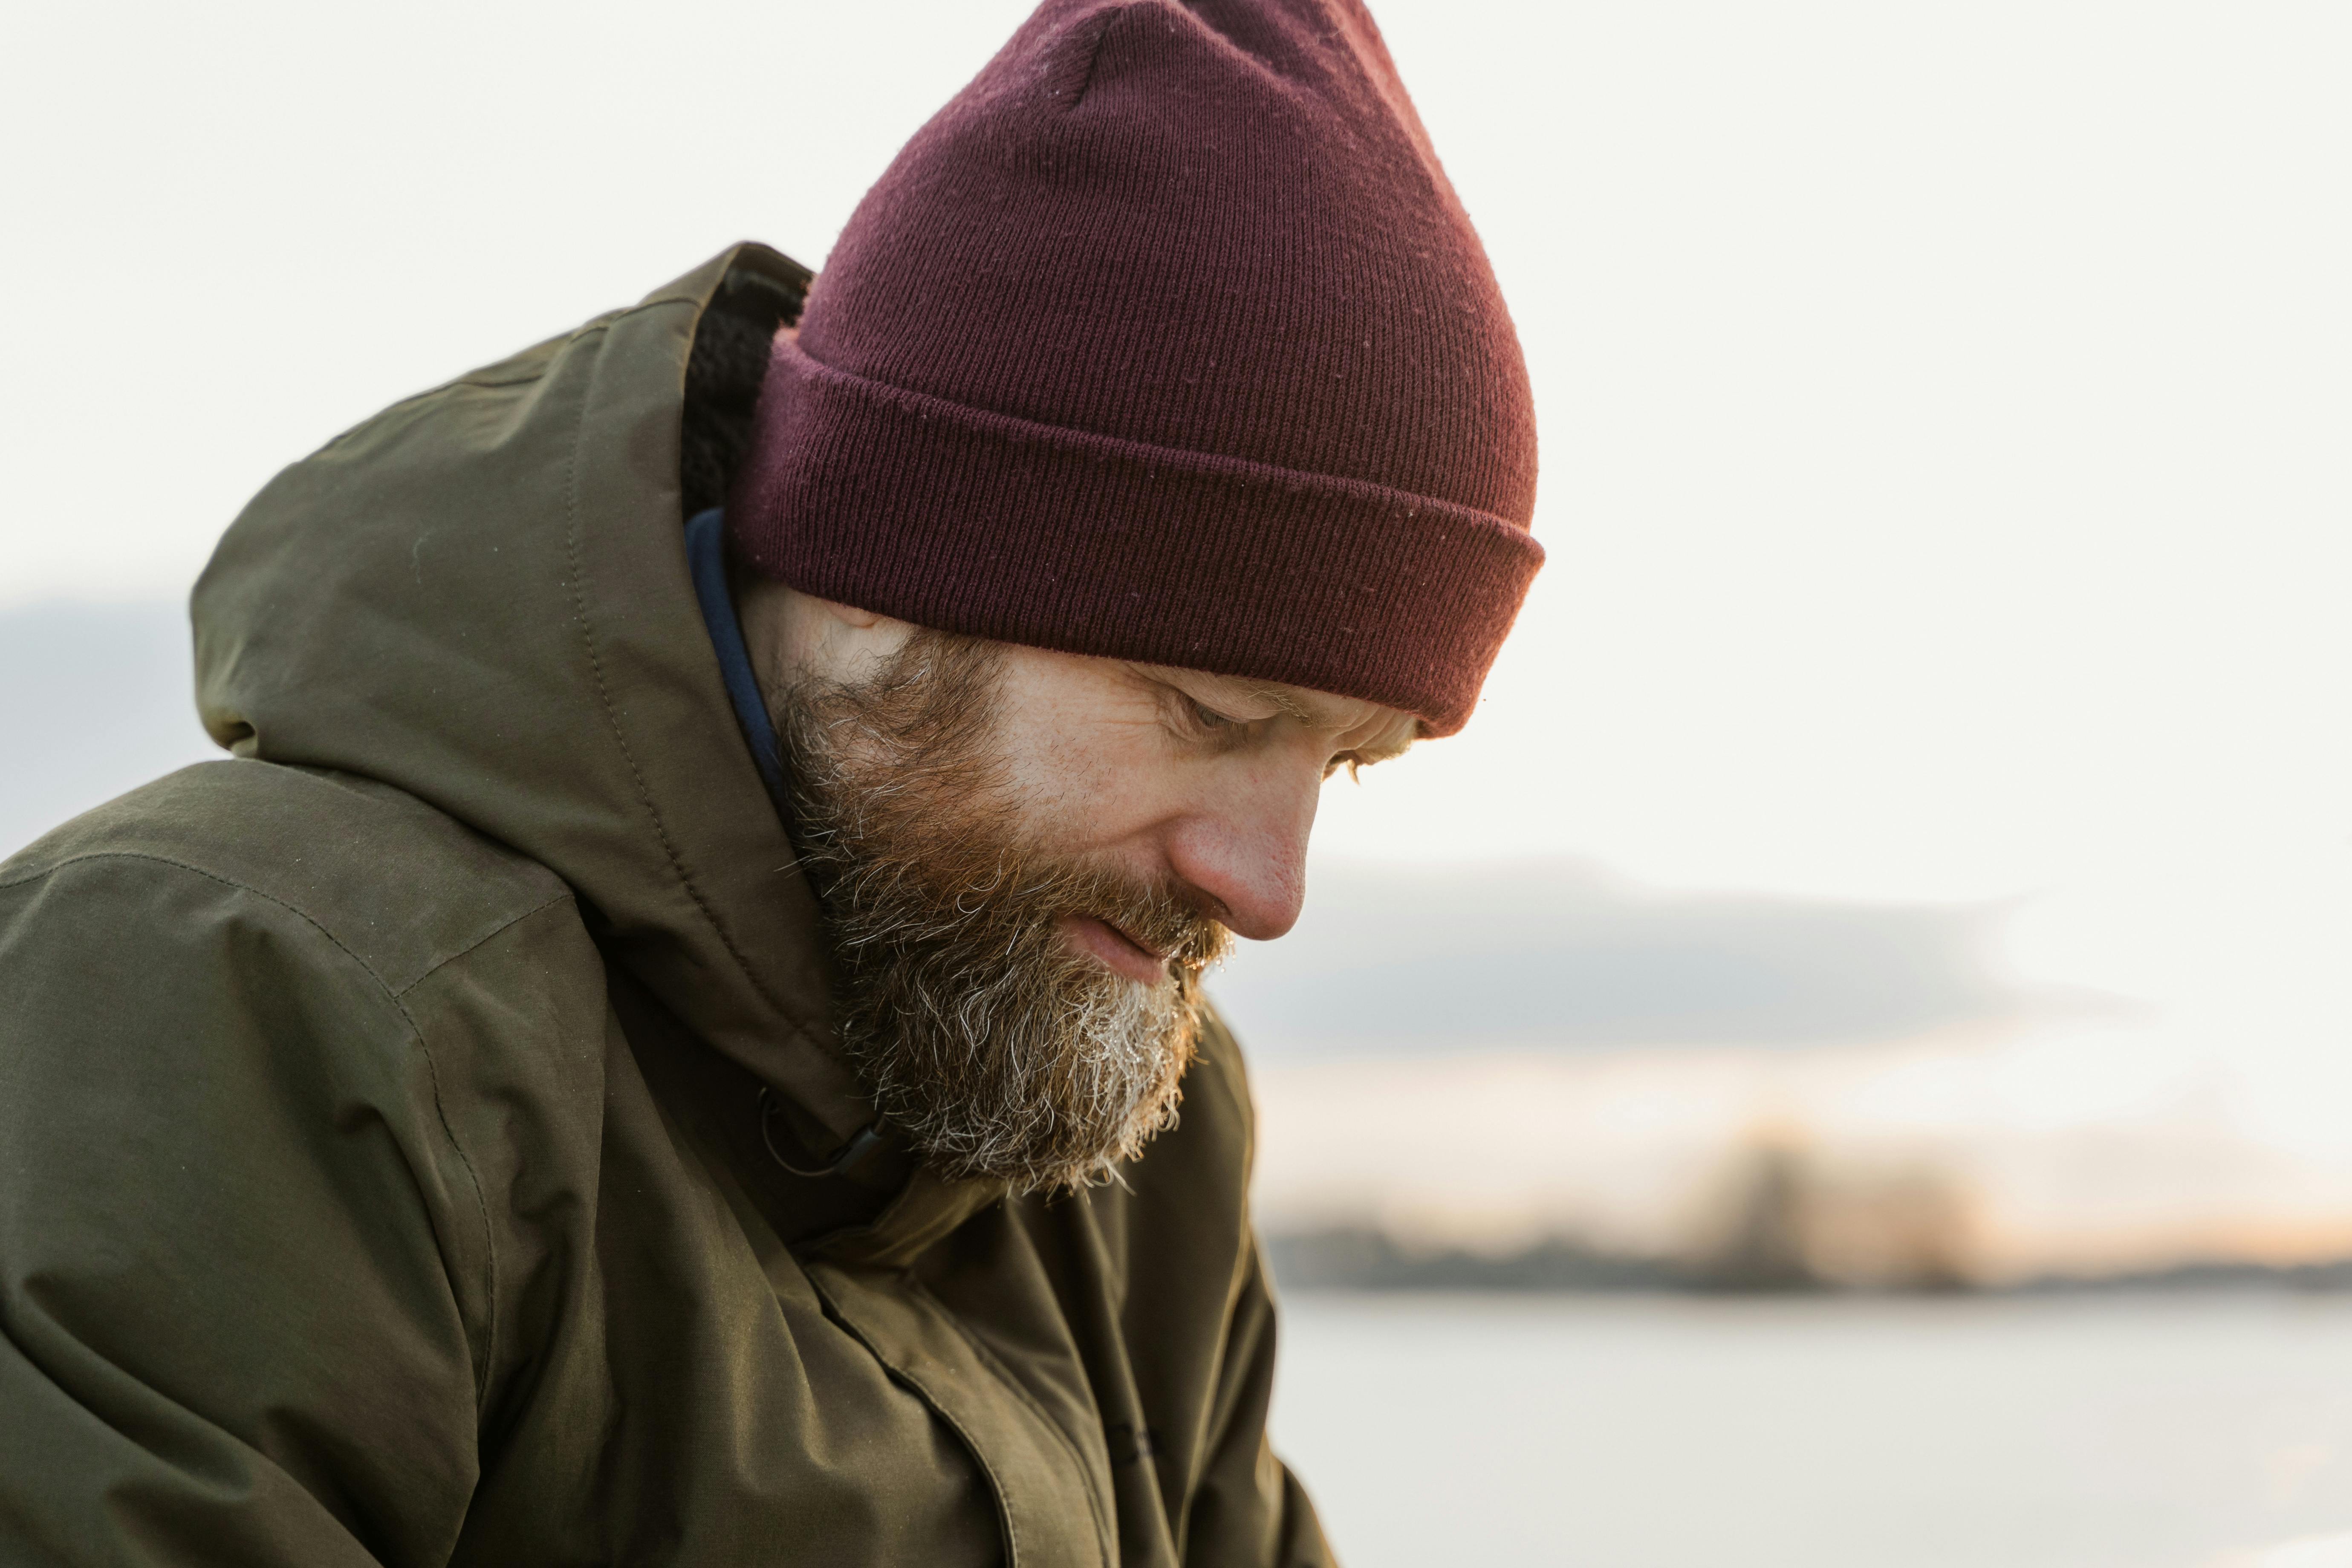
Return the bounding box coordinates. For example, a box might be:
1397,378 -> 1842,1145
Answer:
0,0 -> 1539,1562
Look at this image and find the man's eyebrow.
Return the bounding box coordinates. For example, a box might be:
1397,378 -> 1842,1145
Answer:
1240,681 -> 1318,723
1235,681 -> 1419,754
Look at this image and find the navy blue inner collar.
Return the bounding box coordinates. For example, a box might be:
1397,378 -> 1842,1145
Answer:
684,508 -> 789,814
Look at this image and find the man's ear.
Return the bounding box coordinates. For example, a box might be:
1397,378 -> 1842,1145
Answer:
816,596 -> 885,631
737,576 -> 916,703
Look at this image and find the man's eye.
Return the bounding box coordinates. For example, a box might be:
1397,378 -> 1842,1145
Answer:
1190,699 -> 1238,731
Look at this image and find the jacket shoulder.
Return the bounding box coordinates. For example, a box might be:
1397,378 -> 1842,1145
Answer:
0,761 -> 528,1560
0,758 -> 574,997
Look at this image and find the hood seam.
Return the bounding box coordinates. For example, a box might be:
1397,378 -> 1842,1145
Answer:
392,890 -> 578,1000
558,314 -> 817,1043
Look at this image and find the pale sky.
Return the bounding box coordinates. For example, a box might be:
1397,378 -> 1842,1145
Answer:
5,1 -> 2348,1135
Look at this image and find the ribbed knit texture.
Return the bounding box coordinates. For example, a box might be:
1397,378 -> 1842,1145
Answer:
728,0 -> 1540,734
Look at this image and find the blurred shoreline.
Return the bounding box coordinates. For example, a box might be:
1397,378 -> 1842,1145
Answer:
1266,1223 -> 2352,1297
1247,1041 -> 2352,1299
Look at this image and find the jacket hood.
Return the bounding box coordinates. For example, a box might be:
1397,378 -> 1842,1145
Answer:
192,245 -> 876,1149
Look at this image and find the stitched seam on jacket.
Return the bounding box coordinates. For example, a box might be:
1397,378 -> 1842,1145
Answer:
0,849 -> 504,1412
914,1276 -> 1119,1567
557,311 -> 803,1027
393,889 -> 576,999
803,1271 -> 1024,1568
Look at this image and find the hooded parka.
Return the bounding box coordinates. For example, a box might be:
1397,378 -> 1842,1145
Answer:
0,246 -> 1333,1568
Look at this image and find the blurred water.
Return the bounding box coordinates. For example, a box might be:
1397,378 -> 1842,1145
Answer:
1269,1291 -> 2352,1568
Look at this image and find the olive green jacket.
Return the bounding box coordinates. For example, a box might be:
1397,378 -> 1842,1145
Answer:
0,246 -> 1332,1568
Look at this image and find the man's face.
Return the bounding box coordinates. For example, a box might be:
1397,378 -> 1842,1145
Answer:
747,582 -> 1415,1193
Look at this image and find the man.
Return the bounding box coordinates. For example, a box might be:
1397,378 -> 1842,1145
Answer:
0,0 -> 1538,1562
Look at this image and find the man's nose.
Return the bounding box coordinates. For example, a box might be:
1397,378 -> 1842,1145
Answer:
1162,764 -> 1318,941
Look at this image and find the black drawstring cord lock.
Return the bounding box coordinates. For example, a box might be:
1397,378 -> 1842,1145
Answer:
757,1086 -> 886,1179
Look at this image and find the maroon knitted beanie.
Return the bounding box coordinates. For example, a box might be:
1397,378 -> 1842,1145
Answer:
728,0 -> 1540,734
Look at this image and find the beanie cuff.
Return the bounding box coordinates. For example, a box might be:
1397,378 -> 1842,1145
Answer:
728,338 -> 1542,735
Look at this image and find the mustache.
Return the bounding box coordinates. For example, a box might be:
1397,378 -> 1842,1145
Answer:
816,846 -> 1228,979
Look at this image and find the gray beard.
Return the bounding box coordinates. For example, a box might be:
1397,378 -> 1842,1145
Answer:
774,631 -> 1227,1195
